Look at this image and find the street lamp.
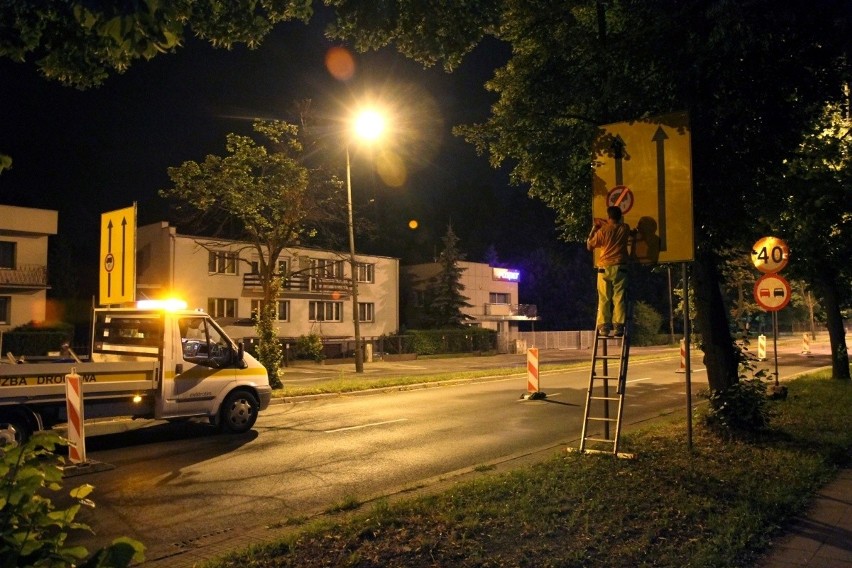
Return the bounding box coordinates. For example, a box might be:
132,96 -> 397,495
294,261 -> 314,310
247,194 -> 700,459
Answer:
347,109 -> 386,373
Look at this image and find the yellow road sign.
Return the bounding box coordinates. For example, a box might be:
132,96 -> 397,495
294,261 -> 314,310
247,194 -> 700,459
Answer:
750,236 -> 789,273
99,204 -> 136,306
592,111 -> 694,263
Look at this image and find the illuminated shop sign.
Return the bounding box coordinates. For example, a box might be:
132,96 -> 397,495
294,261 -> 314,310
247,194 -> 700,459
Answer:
492,268 -> 521,282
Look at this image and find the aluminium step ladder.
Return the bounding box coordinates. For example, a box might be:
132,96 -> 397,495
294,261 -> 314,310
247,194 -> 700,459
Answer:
578,309 -> 633,457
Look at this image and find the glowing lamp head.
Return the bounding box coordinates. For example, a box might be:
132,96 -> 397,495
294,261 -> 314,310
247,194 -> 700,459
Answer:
132,395 -> 143,403
353,109 -> 385,142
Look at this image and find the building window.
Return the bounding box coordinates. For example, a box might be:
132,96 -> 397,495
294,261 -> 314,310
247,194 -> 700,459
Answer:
355,263 -> 375,283
0,297 -> 9,324
207,298 -> 236,318
250,299 -> 290,321
311,258 -> 343,279
0,242 -> 15,269
208,251 -> 237,274
490,292 -> 511,304
277,259 -> 289,275
308,301 -> 342,322
358,302 -> 375,323
250,260 -> 260,274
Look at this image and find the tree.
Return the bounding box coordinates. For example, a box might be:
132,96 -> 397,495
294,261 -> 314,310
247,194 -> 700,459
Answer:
0,1 -> 312,89
775,98 -> 851,380
326,0 -> 851,393
161,119 -> 344,387
421,225 -> 473,328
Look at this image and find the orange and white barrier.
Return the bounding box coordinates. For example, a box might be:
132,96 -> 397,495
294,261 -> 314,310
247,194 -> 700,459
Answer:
801,333 -> 811,355
65,369 -> 86,465
527,347 -> 540,393
757,334 -> 767,361
676,339 -> 686,373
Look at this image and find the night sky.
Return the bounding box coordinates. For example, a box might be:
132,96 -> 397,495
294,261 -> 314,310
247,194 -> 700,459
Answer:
1,13 -> 581,323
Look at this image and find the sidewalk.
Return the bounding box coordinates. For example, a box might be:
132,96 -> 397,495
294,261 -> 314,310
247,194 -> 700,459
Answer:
759,467 -> 852,567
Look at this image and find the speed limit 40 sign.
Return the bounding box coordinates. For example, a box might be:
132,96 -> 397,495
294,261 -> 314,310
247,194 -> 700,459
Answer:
751,236 -> 789,273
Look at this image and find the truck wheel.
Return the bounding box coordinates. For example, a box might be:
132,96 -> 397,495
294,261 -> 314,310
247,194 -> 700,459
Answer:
219,390 -> 259,434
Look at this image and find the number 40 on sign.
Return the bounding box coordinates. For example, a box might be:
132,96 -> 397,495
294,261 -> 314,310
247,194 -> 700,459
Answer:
751,236 -> 789,273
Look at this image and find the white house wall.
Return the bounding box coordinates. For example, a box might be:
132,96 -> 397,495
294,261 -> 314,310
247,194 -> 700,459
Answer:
136,222 -> 400,341
0,204 -> 57,329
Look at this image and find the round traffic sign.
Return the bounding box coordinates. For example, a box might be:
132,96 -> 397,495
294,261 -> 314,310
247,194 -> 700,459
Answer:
754,273 -> 791,312
606,185 -> 634,215
104,253 -> 115,273
751,236 -> 789,273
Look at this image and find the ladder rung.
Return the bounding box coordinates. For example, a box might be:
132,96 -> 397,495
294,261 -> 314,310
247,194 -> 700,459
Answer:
590,396 -> 621,401
587,417 -> 617,422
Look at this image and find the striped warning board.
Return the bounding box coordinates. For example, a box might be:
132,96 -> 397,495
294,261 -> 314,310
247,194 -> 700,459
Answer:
64,370 -> 86,464
527,347 -> 540,393
757,335 -> 767,361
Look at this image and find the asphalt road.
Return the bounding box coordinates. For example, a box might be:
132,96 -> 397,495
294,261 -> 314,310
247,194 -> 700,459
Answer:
63,340 -> 832,566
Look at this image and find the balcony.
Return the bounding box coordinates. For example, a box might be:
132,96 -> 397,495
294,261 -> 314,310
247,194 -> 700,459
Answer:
242,273 -> 353,296
481,303 -> 538,320
0,264 -> 48,288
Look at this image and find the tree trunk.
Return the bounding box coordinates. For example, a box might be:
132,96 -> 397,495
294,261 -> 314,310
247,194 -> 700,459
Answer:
813,276 -> 851,381
692,248 -> 739,391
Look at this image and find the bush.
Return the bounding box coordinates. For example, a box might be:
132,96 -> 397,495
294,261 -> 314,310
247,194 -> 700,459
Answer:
0,432 -> 145,567
405,329 -> 497,355
631,301 -> 664,346
295,334 -> 324,362
1,322 -> 74,358
703,341 -> 774,437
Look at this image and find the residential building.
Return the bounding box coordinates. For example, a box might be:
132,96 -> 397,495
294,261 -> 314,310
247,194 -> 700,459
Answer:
0,205 -> 58,330
136,222 -> 400,352
403,261 -> 538,342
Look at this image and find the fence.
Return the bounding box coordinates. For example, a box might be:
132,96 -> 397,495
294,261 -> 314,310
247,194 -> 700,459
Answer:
513,330 -> 597,351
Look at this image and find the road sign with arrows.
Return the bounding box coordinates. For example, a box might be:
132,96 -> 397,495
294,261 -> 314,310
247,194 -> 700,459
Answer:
99,204 -> 136,306
592,111 -> 694,263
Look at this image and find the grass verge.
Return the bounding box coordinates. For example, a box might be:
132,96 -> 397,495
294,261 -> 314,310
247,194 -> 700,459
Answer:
211,370 -> 851,568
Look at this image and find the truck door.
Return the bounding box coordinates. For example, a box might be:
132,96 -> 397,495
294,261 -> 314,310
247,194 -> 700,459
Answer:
161,316 -> 237,417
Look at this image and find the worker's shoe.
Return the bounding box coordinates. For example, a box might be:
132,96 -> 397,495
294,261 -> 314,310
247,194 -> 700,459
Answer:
613,325 -> 625,337
597,325 -> 612,337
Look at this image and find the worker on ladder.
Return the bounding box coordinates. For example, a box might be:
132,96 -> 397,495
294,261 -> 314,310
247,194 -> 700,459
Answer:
586,205 -> 631,337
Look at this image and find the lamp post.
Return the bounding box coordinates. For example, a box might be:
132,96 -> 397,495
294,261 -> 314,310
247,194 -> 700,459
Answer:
346,109 -> 385,373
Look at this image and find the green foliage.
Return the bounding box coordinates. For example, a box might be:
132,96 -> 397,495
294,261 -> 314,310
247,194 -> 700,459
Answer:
0,432 -> 145,568
703,341 -> 774,437
1,322 -> 75,358
406,329 -> 496,355
163,120 -> 343,387
630,301 -> 663,346
295,334 -> 324,363
1,1 -> 313,89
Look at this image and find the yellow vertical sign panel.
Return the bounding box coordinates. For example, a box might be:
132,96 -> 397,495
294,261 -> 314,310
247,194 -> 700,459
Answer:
592,111 -> 694,263
99,204 -> 137,306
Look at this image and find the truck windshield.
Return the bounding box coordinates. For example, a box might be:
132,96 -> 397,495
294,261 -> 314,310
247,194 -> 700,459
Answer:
93,312 -> 163,356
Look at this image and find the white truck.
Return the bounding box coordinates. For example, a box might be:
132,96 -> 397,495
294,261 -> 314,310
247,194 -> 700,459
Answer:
0,302 -> 272,446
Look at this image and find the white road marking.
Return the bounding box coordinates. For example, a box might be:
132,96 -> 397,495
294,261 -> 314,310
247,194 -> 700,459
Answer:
324,418 -> 408,433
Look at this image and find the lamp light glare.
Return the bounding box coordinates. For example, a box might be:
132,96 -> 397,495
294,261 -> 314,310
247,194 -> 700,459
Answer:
354,110 -> 385,141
